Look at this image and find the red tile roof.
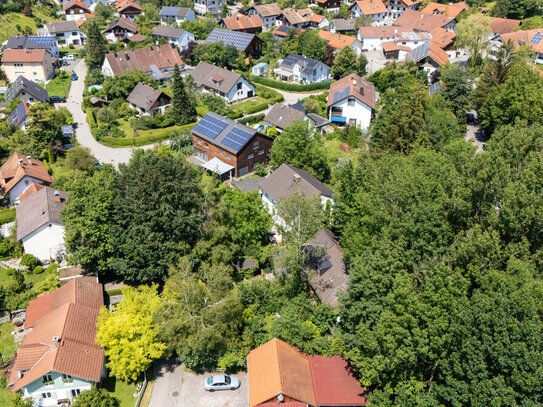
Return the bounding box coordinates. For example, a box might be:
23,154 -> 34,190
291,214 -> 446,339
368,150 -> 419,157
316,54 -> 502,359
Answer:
420,1 -> 468,19
394,10 -> 453,33
318,30 -> 358,50
431,27 -> 456,49
63,0 -> 89,11
2,49 -> 48,63
17,182 -> 46,203
352,0 -> 387,15
103,44 -> 183,76
358,25 -> 413,38
223,12 -> 263,31
489,17 -> 521,34
500,28 -> 543,53
117,0 -> 143,12
0,153 -> 53,195
309,355 -> 368,406
327,73 -> 376,109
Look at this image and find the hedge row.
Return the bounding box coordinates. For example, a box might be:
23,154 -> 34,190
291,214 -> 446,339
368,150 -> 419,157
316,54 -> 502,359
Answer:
196,106 -> 208,117
238,113 -> 265,126
86,108 -> 96,129
246,74 -> 333,92
99,122 -> 196,147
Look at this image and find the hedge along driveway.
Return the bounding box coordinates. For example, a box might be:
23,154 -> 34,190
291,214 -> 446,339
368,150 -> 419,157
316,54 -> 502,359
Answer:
239,71 -> 334,92
98,122 -> 197,147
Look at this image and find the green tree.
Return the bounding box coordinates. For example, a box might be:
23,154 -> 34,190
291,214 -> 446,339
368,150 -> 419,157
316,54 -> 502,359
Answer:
455,14 -> 491,66
96,285 -> 166,382
347,125 -> 359,148
64,146 -> 97,175
72,388 -> 120,407
368,61 -> 426,93
297,30 -> 326,62
269,120 -> 331,182
171,65 -> 196,125
108,151 -> 203,282
85,19 -> 108,67
101,70 -> 153,99
331,46 -> 358,79
26,103 -> 71,154
439,63 -> 472,118
10,393 -> 33,407
491,0 -> 541,19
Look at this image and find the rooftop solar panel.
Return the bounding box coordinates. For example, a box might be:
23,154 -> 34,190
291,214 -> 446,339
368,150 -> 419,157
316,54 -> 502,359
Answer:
193,114 -> 228,139
530,33 -> 543,44
206,29 -> 255,51
333,86 -> 350,103
222,126 -> 253,152
7,101 -> 27,127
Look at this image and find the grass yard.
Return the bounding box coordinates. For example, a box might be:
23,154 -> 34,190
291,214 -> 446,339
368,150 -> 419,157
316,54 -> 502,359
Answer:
0,321 -> 17,361
0,388 -> 12,406
323,138 -> 357,165
102,376 -> 138,407
59,47 -> 83,57
45,76 -> 72,98
0,6 -> 56,43
518,15 -> 543,30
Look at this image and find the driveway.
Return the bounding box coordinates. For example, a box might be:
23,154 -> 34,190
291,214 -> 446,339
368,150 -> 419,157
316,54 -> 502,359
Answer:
364,50 -> 388,75
66,60 -> 133,167
149,358 -> 248,407
465,110 -> 487,153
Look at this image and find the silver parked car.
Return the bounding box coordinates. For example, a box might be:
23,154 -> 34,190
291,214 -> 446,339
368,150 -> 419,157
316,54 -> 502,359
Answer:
203,375 -> 240,392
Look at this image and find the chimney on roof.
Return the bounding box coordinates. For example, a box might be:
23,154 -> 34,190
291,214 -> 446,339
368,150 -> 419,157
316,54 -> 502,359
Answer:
293,174 -> 301,182
360,86 -> 365,95
17,371 -> 23,379
18,159 -> 23,166
54,190 -> 61,202
26,155 -> 31,164
52,336 -> 60,344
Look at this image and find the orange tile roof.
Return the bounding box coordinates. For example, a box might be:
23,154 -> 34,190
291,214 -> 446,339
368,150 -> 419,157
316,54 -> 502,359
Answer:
248,338 -> 316,406
282,8 -> 308,25
394,10 -> 453,33
358,25 -> 413,38
429,41 -> 449,66
223,12 -> 263,31
24,277 -> 103,329
318,30 -> 357,50
382,40 -> 411,52
421,1 -> 468,19
327,73 -> 376,109
431,27 -> 456,48
18,182 -> 46,203
2,49 -> 48,63
63,0 -> 88,11
352,0 -> 387,15
500,28 -> 543,53
489,17 -> 521,34
310,13 -> 326,23
0,153 -> 53,195
117,0 -> 143,12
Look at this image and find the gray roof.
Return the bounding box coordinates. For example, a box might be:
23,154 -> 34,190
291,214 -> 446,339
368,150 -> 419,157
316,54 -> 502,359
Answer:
16,186 -> 67,240
45,21 -> 80,34
280,54 -> 330,75
331,18 -> 355,31
406,41 -> 430,63
153,25 -> 185,39
126,82 -> 170,111
159,6 -> 191,17
6,75 -> 50,103
103,18 -> 139,34
205,28 -> 258,52
264,103 -> 305,130
5,36 -> 56,51
307,113 -> 331,128
259,163 -> 334,203
190,61 -> 244,94
234,177 -> 263,193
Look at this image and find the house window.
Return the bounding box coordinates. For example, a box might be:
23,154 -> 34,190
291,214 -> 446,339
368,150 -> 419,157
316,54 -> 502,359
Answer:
42,393 -> 52,399
42,374 -> 53,385
62,374 -> 72,382
237,82 -> 242,90
204,142 -> 208,148
14,63 -> 23,68
197,140 -> 202,145
226,154 -> 231,160
348,98 -> 355,106
253,141 -> 258,149
219,151 -> 224,156
248,153 -> 254,159
71,389 -> 81,397
72,32 -> 78,35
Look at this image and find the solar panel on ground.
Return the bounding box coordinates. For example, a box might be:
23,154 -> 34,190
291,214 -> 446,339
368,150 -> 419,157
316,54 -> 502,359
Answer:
530,33 -> 543,44
193,115 -> 228,139
222,126 -> 253,152
333,86 -> 350,103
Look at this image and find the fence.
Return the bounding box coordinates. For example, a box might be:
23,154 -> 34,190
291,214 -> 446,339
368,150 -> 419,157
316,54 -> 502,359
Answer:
134,371 -> 148,407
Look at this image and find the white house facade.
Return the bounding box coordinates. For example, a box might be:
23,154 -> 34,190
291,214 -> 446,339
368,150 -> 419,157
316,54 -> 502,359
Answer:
329,97 -> 373,130
21,222 -> 65,262
9,176 -> 48,205
194,0 -> 225,17
22,372 -> 94,406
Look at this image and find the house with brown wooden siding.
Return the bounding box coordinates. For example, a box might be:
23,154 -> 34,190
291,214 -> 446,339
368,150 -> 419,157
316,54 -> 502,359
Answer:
192,112 -> 273,179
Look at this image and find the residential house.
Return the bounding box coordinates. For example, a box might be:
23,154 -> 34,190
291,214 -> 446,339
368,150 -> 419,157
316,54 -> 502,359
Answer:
431,27 -> 456,51
259,164 -> 334,227
222,12 -> 264,33
330,18 -> 356,34
421,1 -> 469,19
5,75 -> 51,104
252,62 -> 267,76
382,40 -> 412,60
274,54 -> 331,84
16,186 -> 67,261
279,8 -> 311,28
101,44 -> 183,79
192,112 -> 273,178
264,102 -> 305,132
247,4 -> 282,29
1,49 -> 55,83
159,6 -> 195,25
194,0 -> 226,17
318,30 -> 363,56
63,0 -> 89,21
383,0 -> 423,20
394,30 -> 432,50
309,0 -> 340,11
350,0 -> 388,23
190,61 -> 255,103
205,28 -> 263,58
152,26 -> 195,51
127,82 -> 171,115
307,112 -> 331,134
304,229 -> 349,308
116,0 -> 143,20
4,36 -> 59,58
0,153 -> 54,205
248,338 -> 367,407
40,21 -> 85,47
7,101 -> 30,130
298,8 -> 329,28
102,18 -> 139,43
394,10 -> 455,32
489,17 -> 521,39
272,25 -> 304,41
7,277 -> 104,406
406,40 -> 449,77
358,26 -> 405,50
327,73 -> 376,129
497,29 -> 543,65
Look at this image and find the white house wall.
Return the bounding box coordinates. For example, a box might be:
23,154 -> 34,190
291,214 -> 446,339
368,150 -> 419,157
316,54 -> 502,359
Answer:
10,176 -> 46,205
22,222 -> 65,262
330,98 -> 373,130
227,78 -> 255,102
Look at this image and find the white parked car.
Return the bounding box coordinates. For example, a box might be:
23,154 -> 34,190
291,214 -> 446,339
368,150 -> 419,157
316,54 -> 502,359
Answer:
64,54 -> 77,61
203,375 -> 240,392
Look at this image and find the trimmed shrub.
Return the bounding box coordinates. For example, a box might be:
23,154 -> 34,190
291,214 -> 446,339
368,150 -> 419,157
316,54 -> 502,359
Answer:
238,113 -> 265,126
21,254 -> 40,268
245,102 -> 269,115
86,108 -> 97,129
47,263 -> 60,274
33,266 -> 44,275
0,208 -> 15,224
196,106 -> 208,117
243,73 -> 334,91
227,110 -> 243,119
99,122 -> 197,147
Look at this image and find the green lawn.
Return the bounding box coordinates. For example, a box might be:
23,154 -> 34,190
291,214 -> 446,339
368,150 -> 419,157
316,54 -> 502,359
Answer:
59,47 -> 83,57
0,388 -> 12,406
324,138 -> 356,165
0,6 -> 56,43
518,15 -> 543,30
45,76 -> 72,98
0,321 -> 17,361
102,377 -> 138,407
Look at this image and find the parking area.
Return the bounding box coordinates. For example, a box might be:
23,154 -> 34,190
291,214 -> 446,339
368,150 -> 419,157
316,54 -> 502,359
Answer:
364,50 -> 388,75
60,58 -> 81,72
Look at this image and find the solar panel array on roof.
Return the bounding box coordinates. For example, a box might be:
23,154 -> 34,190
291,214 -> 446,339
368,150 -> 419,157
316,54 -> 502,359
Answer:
206,28 -> 255,51
160,6 -> 181,15
193,115 -> 228,139
530,33 -> 543,44
333,86 -> 350,103
26,36 -> 54,46
7,101 -> 28,127
222,126 -> 253,151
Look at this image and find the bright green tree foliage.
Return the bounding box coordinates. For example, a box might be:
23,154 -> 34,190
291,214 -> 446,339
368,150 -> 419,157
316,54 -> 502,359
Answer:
72,388 -> 120,407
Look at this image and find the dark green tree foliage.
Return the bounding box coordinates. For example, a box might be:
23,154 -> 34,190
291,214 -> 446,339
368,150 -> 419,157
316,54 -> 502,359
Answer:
109,151 -> 203,282
491,0 -> 541,19
101,70 -> 153,99
171,65 -> 196,125
297,30 -> 326,62
26,103 -> 71,154
334,120 -> 543,405
331,47 -> 367,79
191,42 -> 241,69
71,388 -> 120,407
85,19 -> 108,67
438,63 -> 472,118
269,120 -> 331,182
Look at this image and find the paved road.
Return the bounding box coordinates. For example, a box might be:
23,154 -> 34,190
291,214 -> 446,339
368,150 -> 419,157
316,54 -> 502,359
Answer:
66,60 -> 133,167
149,358 -> 183,407
465,110 -> 487,153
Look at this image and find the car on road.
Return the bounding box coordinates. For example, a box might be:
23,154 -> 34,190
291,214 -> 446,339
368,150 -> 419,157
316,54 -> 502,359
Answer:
50,96 -> 66,103
64,53 -> 77,61
71,73 -> 78,81
203,375 -> 240,392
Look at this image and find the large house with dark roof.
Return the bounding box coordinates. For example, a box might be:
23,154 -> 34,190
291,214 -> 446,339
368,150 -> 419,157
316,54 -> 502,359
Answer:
102,18 -> 139,43
205,28 -> 263,58
6,75 -> 51,104
274,54 -> 331,84
127,82 -> 171,115
7,277 -> 104,406
192,112 -> 273,178
4,36 -> 59,58
101,44 -> 183,79
190,61 -> 255,103
16,186 -> 67,261
248,338 -> 367,407
0,153 -> 54,205
159,6 -> 195,25
327,73 -> 376,129
152,26 -> 195,51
